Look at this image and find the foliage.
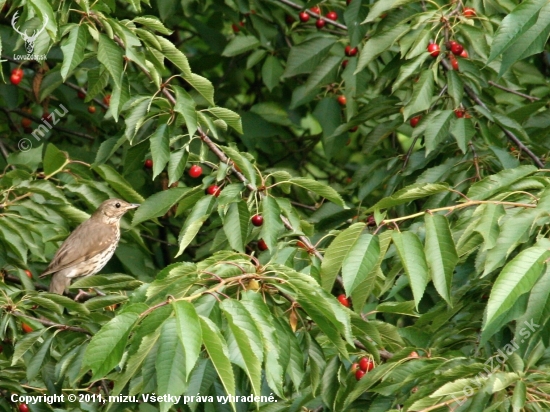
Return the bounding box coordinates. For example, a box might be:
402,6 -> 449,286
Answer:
1,0 -> 550,411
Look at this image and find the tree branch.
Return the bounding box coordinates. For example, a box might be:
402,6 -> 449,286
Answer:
12,311 -> 91,334
488,80 -> 540,102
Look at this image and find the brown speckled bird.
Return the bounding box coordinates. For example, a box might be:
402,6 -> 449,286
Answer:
40,199 -> 140,294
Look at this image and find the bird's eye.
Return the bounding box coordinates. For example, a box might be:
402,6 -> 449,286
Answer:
115,202 -> 121,208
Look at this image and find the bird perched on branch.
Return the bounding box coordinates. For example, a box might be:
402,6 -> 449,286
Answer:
40,199 -> 140,294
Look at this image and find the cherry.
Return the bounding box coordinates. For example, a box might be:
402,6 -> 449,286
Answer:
310,6 -> 320,14
251,214 -> 264,226
355,369 -> 366,380
144,159 -> 153,169
463,7 -> 476,17
366,215 -> 376,226
450,42 -> 464,56
78,90 -> 86,99
450,55 -> 459,70
258,239 -> 268,251
42,112 -> 50,121
299,12 -> 310,22
337,95 -> 347,106
231,23 -> 240,33
25,270 -> 32,278
337,294 -> 350,307
11,67 -> 23,78
409,116 -> 421,128
188,165 -> 203,178
21,118 -> 31,128
341,60 -> 349,69
286,15 -> 295,24
206,184 -> 221,197
10,68 -> 23,85
18,404 -> 29,412
460,49 -> 468,58
454,109 -> 465,118
409,351 -> 420,358
88,105 -> 96,114
326,11 -> 338,21
427,43 -> 440,58
350,363 -> 359,373
103,94 -> 111,106
345,45 -> 358,57
359,357 -> 374,372
349,126 -> 358,132
22,323 -> 33,333
315,19 -> 326,29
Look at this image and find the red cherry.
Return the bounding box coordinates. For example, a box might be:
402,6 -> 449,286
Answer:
463,7 -> 476,17
355,369 -> 366,380
299,12 -> 310,22
337,294 -> 350,307
409,351 -> 420,358
11,67 -> 23,78
450,42 -> 464,56
326,11 -> 338,21
366,215 -> 376,226
342,59 -> 348,68
206,185 -> 221,197
337,95 -> 347,106
144,159 -> 153,169
103,94 -> 111,106
21,118 -> 31,128
454,109 -> 465,118
22,323 -> 33,333
10,73 -> 22,85
409,116 -> 421,128
286,15 -> 295,24
78,90 -> 86,99
25,270 -> 32,278
41,111 -> 50,121
345,45 -> 358,57
359,357 -> 374,372
18,404 -> 29,412
258,239 -> 268,251
349,126 -> 358,132
315,19 -> 326,29
251,214 -> 264,227
188,165 -> 203,178
460,49 -> 468,58
310,6 -> 320,14
427,43 -> 440,58
450,56 -> 459,70
88,105 -> 96,114
231,23 -> 240,33
350,363 -> 359,373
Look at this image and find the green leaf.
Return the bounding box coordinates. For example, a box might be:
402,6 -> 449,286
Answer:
451,117 -> 476,153
133,15 -> 173,35
320,223 -> 365,291
12,329 -> 47,366
83,312 -> 139,380
173,85 -> 198,138
223,200 -> 249,253
342,233 -> 380,296
93,164 -> 145,203
149,124 -> 170,179
167,149 -> 188,185
28,0 -> 56,36
156,318 -> 188,412
222,35 -> 260,57
446,70 -> 464,108
488,0 -> 548,62
466,165 -> 537,200
474,203 -> 505,251
157,36 -> 192,77
484,246 -> 550,332
392,231 -> 429,310
403,69 -> 434,120
97,34 -> 123,88
43,143 -> 67,176
173,301 -> 202,379
199,317 -> 236,410
303,55 -> 341,95
363,0 -> 415,23
261,55 -> 284,92
176,196 -> 217,257
289,177 -> 345,207
355,25 -> 409,74
185,73 -> 215,106
207,107 -> 242,134
425,214 -> 458,305
124,97 -> 150,141
110,75 -> 130,122
222,146 -> 256,187
60,25 -> 88,81
367,183 -> 449,212
221,300 -> 263,397
132,187 -> 192,226
424,110 -> 453,154
27,334 -> 54,381
259,196 -> 283,251
283,35 -> 337,78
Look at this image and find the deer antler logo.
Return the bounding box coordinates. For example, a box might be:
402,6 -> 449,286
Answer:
11,11 -> 49,54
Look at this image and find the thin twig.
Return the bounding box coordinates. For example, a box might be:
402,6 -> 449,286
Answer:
488,81 -> 540,102
468,142 -> 481,181
12,311 -> 91,334
277,0 -> 348,30
0,139 -> 15,170
65,81 -> 109,110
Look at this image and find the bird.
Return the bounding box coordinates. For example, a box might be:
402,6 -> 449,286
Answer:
40,199 -> 140,294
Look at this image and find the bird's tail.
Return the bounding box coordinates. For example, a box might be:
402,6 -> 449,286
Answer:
49,273 -> 69,294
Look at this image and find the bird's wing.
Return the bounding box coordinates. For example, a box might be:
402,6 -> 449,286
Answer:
40,220 -> 116,277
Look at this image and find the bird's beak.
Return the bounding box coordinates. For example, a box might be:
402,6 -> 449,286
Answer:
129,203 -> 140,209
